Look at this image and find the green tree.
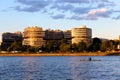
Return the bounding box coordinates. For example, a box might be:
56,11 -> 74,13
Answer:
59,43 -> 70,52
7,41 -> 22,52
70,43 -> 78,52
77,41 -> 87,52
60,38 -> 67,44
112,40 -> 120,50
86,38 -> 102,52
92,38 -> 102,52
86,43 -> 93,52
21,45 -> 30,52
26,46 -> 39,53
41,41 -> 57,52
59,38 -> 71,52
101,40 -> 114,52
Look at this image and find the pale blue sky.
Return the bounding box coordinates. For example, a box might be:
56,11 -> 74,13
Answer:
0,0 -> 120,41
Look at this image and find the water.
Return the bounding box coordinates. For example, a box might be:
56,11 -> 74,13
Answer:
0,56 -> 120,80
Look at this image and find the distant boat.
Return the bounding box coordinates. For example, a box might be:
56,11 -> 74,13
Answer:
80,59 -> 101,61
80,58 -> 101,61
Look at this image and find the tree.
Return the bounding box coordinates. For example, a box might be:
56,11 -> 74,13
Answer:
92,37 -> 101,44
112,40 -> 120,50
59,38 -> 71,52
77,41 -> 87,52
7,41 -> 22,52
101,40 -> 114,52
70,43 -> 78,52
92,38 -> 102,52
41,41 -> 57,52
0,45 -> 1,51
60,38 -> 67,44
26,46 -> 39,53
59,43 -> 70,52
86,43 -> 93,52
21,45 -> 30,52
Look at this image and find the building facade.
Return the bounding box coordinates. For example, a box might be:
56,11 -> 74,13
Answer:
23,26 -> 45,47
63,30 -> 72,44
72,26 -> 92,44
1,32 -> 22,50
0,41 -> 1,46
44,29 -> 64,44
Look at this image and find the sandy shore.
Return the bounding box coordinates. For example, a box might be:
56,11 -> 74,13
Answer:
0,52 -> 111,56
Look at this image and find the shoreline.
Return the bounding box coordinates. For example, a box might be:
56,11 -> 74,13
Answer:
0,52 -> 119,56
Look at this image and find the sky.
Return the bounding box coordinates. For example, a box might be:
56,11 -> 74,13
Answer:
0,0 -> 120,41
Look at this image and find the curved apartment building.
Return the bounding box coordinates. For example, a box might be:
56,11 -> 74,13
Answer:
23,26 -> 45,47
72,26 -> 92,44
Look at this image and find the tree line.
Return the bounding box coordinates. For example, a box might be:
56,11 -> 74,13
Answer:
1,37 -> 120,53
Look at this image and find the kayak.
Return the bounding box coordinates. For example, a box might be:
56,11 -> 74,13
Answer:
80,59 -> 101,61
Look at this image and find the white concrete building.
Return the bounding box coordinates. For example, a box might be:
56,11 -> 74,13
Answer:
72,26 -> 92,44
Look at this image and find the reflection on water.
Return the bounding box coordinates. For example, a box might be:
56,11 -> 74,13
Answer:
0,56 -> 120,80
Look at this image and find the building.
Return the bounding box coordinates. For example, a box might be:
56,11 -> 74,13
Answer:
0,41 -> 1,46
23,26 -> 45,47
63,30 -> 72,44
117,35 -> 120,50
44,29 -> 64,44
72,26 -> 92,44
0,41 -> 1,51
1,32 -> 22,50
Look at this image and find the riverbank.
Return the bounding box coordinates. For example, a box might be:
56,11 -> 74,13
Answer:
0,52 -> 119,56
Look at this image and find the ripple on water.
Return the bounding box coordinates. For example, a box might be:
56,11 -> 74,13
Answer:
0,56 -> 120,80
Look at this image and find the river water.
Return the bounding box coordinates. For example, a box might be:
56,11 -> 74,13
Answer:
0,56 -> 120,80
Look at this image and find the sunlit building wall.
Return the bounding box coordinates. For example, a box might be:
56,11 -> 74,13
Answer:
23,26 -> 45,47
72,26 -> 92,44
117,35 -> 120,49
0,41 -> 1,46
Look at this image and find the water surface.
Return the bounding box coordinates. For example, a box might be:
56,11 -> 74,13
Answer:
0,56 -> 120,80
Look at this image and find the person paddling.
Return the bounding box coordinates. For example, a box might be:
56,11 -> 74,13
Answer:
89,57 -> 92,61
